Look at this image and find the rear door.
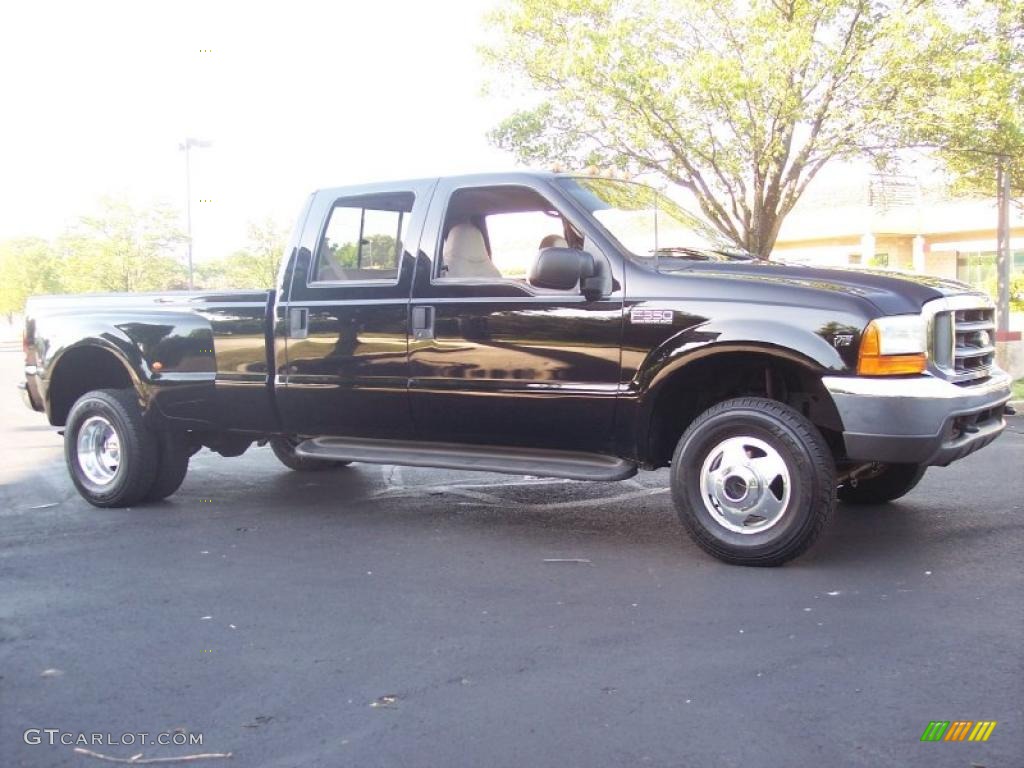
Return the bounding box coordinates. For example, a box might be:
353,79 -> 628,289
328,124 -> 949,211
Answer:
408,177 -> 624,452
276,181 -> 436,438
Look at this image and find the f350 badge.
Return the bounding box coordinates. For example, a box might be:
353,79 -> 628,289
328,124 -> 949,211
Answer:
630,308 -> 674,325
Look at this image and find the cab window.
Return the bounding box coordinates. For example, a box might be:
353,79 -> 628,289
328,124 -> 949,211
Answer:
313,192 -> 414,284
437,186 -> 581,283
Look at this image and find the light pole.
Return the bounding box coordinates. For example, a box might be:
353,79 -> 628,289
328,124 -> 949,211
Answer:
996,155 -> 1012,336
178,138 -> 212,290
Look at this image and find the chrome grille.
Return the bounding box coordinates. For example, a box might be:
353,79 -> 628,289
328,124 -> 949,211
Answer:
953,307 -> 996,375
929,299 -> 996,383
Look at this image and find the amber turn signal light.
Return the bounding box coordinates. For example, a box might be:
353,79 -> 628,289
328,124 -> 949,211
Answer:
857,322 -> 926,375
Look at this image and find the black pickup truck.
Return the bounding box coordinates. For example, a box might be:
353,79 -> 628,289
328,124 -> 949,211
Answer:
19,172 -> 1014,565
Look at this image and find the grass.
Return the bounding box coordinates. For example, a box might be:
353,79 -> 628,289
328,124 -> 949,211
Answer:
1014,379 -> 1024,401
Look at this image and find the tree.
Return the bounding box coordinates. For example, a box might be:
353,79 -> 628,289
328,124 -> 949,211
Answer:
0,238 -> 64,322
200,218 -> 288,289
60,196 -> 187,293
325,234 -> 397,271
485,0 -> 1002,257
907,0 -> 1023,200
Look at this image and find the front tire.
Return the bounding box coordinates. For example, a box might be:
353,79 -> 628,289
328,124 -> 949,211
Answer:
670,397 -> 836,567
269,437 -> 350,471
838,463 -> 926,505
65,389 -> 159,508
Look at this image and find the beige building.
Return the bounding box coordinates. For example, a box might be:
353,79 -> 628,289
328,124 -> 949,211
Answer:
773,174 -> 1024,300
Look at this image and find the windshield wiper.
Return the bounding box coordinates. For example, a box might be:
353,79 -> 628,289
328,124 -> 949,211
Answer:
653,247 -> 758,263
653,246 -> 713,260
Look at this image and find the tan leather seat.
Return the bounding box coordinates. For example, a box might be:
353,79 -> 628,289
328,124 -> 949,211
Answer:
444,222 -> 501,279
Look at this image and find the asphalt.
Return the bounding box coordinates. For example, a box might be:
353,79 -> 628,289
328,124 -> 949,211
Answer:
1,341 -> 1022,768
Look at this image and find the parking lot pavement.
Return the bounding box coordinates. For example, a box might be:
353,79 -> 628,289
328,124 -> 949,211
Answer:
1,343 -> 1022,768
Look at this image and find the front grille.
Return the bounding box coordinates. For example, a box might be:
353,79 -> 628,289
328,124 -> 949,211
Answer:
932,303 -> 996,383
953,307 -> 996,375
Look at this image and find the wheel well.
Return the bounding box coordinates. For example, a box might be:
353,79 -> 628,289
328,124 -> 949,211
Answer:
48,346 -> 134,426
646,352 -> 844,467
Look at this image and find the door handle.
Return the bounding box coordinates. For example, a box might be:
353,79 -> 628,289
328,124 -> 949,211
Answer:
411,305 -> 434,341
289,307 -> 309,339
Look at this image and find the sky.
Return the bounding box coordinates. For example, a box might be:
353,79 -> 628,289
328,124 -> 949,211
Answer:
0,0 -> 518,261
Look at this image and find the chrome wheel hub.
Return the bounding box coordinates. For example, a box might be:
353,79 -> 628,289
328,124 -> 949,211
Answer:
77,416 -> 122,487
699,435 -> 791,534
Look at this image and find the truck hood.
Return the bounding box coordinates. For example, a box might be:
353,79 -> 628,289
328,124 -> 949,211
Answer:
658,260 -> 983,315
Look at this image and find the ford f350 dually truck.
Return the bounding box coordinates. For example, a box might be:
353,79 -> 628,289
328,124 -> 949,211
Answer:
19,173 -> 1014,565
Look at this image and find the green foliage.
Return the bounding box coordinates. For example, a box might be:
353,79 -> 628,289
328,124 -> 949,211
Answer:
199,218 -> 289,289
328,241 -> 359,270
59,197 -> 187,293
984,273 -> 1024,311
900,0 -> 1023,200
0,198 -> 291,316
321,234 -> 398,273
0,238 -> 64,321
485,0 -> 1014,256
359,235 -> 399,269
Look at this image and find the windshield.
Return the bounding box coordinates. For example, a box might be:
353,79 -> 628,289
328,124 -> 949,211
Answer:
557,177 -> 754,264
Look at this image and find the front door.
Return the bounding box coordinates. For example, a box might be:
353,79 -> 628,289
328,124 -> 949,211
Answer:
277,181 -> 435,438
408,178 -> 624,452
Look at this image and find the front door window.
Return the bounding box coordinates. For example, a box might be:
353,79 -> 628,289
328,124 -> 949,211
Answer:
435,185 -> 585,287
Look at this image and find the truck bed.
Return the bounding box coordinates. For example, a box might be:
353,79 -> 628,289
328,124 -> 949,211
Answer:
24,289 -> 277,432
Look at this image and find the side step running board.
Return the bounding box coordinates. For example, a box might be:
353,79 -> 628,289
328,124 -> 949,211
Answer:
294,436 -> 637,482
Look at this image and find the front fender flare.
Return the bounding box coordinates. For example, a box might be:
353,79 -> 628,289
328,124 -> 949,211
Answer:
635,319 -> 846,396
627,318 -> 849,462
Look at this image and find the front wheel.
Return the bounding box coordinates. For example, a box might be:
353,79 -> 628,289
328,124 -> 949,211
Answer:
838,463 -> 926,505
269,437 -> 350,471
670,397 -> 836,567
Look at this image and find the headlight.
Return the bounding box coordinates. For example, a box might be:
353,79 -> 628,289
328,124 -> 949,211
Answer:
857,315 -> 927,375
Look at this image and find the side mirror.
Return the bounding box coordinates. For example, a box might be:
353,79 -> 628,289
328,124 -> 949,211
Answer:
529,247 -> 603,299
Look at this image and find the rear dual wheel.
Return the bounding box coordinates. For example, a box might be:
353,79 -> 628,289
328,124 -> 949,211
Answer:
837,463 -> 926,504
65,389 -> 189,507
671,397 -> 836,567
145,430 -> 191,501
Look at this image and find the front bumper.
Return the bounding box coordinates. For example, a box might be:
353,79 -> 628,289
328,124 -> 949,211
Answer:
822,369 -> 1012,466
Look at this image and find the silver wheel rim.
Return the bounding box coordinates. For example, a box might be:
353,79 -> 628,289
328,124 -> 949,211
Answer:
698,435 -> 792,534
77,415 -> 122,487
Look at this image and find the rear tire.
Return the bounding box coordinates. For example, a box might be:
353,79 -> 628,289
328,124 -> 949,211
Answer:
838,463 -> 926,505
270,437 -> 350,471
143,431 -> 191,501
670,397 -> 836,567
65,389 -> 159,508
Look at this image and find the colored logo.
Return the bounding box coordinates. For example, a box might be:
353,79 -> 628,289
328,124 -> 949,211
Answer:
920,721 -> 997,742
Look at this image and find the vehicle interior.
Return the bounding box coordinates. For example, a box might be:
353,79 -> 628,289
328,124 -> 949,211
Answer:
437,185 -> 597,286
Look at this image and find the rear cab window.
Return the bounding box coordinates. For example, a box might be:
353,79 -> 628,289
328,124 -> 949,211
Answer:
312,192 -> 415,285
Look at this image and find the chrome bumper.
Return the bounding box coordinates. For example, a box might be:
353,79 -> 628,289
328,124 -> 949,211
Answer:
822,369 -> 1012,466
